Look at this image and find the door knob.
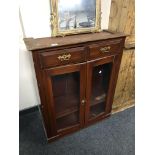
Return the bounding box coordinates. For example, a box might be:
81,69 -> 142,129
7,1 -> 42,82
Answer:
81,100 -> 85,106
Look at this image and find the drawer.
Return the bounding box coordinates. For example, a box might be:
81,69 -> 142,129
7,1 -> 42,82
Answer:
39,47 -> 86,68
88,39 -> 122,60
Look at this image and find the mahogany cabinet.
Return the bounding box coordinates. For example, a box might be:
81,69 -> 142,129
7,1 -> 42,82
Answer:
24,30 -> 126,142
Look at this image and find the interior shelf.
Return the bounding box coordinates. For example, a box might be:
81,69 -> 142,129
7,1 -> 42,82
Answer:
56,111 -> 79,130
89,102 -> 105,119
55,94 -> 79,119
90,93 -> 106,107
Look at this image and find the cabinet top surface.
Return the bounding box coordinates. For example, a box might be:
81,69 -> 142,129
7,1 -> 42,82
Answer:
24,30 -> 126,51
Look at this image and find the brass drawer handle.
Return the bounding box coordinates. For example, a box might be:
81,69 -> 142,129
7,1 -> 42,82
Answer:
57,53 -> 71,61
100,46 -> 111,53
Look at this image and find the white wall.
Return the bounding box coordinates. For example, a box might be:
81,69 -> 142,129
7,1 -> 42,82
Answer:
19,17 -> 41,110
19,0 -> 111,110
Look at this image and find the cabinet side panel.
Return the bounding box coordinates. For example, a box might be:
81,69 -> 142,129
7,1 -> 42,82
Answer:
32,51 -> 53,138
105,38 -> 125,113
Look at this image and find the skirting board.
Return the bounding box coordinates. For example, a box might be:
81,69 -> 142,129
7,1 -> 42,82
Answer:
19,106 -> 39,116
112,99 -> 135,114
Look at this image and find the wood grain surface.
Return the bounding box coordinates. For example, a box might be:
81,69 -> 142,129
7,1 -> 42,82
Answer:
109,0 -> 135,48
109,0 -> 135,112
24,30 -> 125,51
112,49 -> 135,112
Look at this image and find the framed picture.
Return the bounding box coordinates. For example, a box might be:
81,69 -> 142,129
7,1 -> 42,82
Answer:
50,0 -> 101,36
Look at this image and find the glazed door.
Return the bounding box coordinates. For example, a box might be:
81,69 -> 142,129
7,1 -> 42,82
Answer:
44,63 -> 86,135
85,56 -> 118,124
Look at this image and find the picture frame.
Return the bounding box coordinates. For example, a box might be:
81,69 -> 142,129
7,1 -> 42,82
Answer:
50,0 -> 101,36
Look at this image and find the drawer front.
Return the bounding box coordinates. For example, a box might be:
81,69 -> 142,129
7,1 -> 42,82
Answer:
88,39 -> 122,60
39,47 -> 86,68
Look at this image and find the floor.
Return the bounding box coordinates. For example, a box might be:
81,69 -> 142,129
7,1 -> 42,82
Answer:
19,107 -> 135,155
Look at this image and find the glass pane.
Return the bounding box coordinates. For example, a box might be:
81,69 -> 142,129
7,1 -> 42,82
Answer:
51,72 -> 80,130
89,63 -> 112,119
58,0 -> 96,31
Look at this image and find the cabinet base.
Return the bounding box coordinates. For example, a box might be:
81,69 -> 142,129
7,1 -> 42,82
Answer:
47,113 -> 111,143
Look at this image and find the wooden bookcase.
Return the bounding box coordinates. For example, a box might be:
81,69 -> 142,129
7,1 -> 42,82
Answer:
24,31 -> 126,142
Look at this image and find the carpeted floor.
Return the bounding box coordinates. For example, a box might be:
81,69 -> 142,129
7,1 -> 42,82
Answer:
19,107 -> 135,155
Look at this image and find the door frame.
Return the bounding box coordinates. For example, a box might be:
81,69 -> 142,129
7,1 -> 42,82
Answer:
85,54 -> 122,125
43,62 -> 86,135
